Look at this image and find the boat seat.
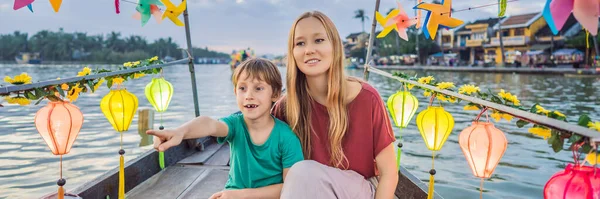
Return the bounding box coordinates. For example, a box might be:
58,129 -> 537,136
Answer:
127,143 -> 231,199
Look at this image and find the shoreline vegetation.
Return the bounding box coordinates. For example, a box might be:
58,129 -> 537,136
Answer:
0,29 -> 230,64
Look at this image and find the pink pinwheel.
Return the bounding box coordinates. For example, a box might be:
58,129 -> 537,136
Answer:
385,1 -> 416,41
543,0 -> 599,36
13,0 -> 34,12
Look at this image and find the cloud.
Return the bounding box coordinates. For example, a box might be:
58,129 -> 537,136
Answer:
0,0 -> 549,56
0,3 -> 11,11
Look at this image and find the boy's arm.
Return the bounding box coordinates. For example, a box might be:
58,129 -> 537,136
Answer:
176,116 -> 229,139
147,116 -> 229,152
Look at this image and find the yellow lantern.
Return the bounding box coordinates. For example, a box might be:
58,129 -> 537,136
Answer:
100,88 -> 138,199
145,77 -> 173,113
386,90 -> 419,168
144,77 -> 174,170
416,106 -> 454,150
101,89 -> 138,132
416,106 -> 455,199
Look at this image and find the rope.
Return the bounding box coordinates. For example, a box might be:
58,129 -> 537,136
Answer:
428,150 -> 436,199
480,178 -> 484,199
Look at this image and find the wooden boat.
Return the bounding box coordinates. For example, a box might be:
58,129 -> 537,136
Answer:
41,136 -> 439,199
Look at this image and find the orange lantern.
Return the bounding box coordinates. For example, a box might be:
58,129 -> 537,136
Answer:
459,117 -> 508,198
459,121 -> 507,178
35,101 -> 84,199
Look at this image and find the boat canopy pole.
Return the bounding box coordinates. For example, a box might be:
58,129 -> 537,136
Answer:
363,0 -> 381,81
182,0 -> 200,118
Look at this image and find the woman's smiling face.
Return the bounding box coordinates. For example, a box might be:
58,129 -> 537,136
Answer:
292,17 -> 333,77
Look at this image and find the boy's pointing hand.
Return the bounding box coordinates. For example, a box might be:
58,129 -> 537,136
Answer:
146,128 -> 183,152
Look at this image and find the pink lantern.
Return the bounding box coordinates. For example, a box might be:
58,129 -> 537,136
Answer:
544,163 -> 600,199
35,101 -> 84,199
459,121 -> 507,178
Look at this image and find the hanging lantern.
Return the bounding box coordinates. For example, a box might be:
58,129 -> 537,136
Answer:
35,101 -> 84,199
416,106 -> 454,151
144,77 -> 173,169
100,88 -> 138,199
459,121 -> 507,178
416,105 -> 455,199
145,77 -> 173,113
544,163 -> 600,199
459,119 -> 508,199
387,91 -> 419,128
101,89 -> 139,132
386,89 -> 419,168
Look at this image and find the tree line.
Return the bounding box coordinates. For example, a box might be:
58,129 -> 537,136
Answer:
0,28 -> 230,64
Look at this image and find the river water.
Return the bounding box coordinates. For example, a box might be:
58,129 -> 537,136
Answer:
0,64 -> 599,199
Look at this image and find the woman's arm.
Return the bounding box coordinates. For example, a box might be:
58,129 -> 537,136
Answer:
374,143 -> 398,199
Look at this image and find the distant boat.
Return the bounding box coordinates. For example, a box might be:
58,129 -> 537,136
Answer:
15,52 -> 42,64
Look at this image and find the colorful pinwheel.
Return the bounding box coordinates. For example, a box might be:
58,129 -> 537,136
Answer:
13,0 -> 34,12
543,0 -> 599,36
414,0 -> 464,40
160,0 -> 187,26
376,1 -> 416,41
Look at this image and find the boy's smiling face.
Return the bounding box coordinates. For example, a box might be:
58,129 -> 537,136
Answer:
235,72 -> 278,120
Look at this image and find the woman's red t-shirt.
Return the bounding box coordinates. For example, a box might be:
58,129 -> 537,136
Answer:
272,81 -> 395,179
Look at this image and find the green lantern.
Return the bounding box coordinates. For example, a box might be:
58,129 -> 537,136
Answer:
386,88 -> 419,169
145,77 -> 173,113
145,77 -> 174,170
387,91 -> 419,128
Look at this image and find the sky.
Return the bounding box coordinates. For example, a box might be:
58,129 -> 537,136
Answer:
0,0 -> 547,56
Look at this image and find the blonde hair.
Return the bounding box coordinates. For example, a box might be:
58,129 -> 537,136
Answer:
232,58 -> 283,98
285,11 -> 349,169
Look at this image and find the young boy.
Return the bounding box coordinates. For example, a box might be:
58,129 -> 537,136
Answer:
146,58 -> 304,198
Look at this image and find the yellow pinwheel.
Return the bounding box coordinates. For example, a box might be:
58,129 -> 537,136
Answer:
160,0 -> 187,26
376,9 -> 400,38
414,0 -> 463,40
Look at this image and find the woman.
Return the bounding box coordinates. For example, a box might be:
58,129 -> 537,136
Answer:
272,11 -> 398,199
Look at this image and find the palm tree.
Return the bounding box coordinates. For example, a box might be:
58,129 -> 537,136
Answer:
354,9 -> 369,33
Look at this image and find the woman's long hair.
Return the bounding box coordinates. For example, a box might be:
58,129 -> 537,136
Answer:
285,11 -> 349,169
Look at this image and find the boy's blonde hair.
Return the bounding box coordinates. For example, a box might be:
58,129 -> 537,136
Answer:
232,58 -> 283,98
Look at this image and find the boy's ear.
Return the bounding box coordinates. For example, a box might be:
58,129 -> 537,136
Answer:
271,92 -> 281,102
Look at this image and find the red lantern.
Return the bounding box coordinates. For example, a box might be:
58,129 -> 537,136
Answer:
35,101 -> 84,199
544,163 -> 600,199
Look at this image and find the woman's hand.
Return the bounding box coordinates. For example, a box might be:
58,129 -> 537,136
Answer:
209,189 -> 247,199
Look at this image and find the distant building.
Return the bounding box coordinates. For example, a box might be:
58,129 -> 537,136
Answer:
486,12 -> 546,64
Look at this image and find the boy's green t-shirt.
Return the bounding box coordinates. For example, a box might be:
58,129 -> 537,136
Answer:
217,113 -> 304,189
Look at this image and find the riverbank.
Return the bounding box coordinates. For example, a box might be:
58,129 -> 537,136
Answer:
362,65 -> 600,76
